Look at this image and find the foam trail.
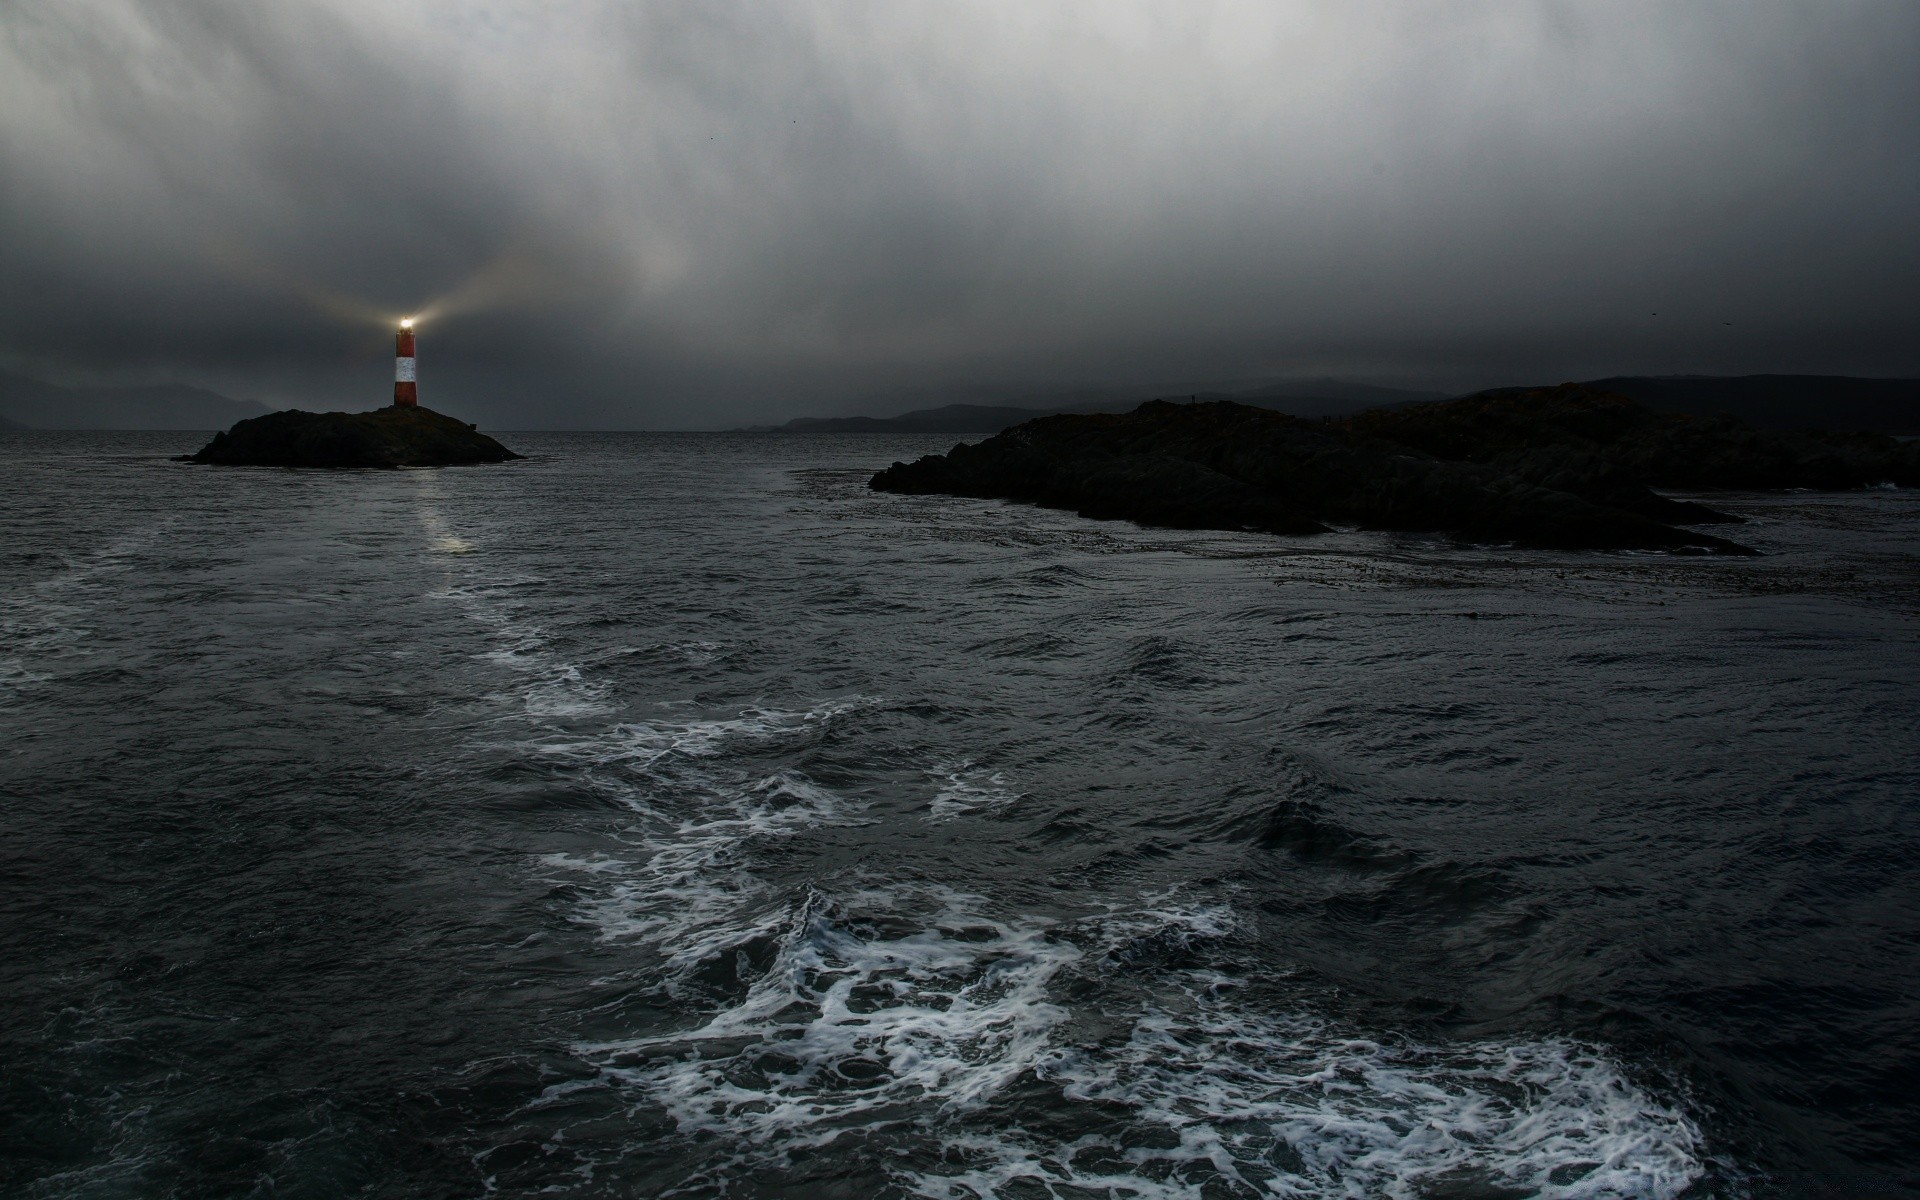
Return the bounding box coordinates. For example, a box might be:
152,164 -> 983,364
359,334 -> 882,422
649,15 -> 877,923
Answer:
422,475 -> 1709,1198
921,1002 -> 1706,1199
575,886 -> 1080,1147
555,887 -> 1705,1199
541,770 -> 855,974
532,699 -> 879,971
428,579 -> 613,718
535,696 -> 880,773
412,481 -> 615,718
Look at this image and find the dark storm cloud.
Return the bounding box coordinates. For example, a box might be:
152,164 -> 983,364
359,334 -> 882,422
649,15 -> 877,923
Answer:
2,0 -> 1917,427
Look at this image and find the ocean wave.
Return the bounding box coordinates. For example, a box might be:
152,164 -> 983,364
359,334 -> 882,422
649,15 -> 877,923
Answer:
0,595 -> 84,700
533,696 -> 881,773
559,885 -> 1704,1199
427,579 -> 614,718
532,699 -> 880,973
540,770 -> 860,976
574,885 -> 1082,1147
927,760 -> 1021,822
922,998 -> 1705,1200
0,524 -> 171,703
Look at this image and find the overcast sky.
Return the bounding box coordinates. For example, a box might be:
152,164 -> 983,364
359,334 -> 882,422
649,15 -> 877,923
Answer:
3,0 -> 1917,427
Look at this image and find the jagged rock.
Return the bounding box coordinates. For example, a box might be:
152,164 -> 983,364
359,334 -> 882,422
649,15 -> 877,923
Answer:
879,432 -> 1329,535
872,395 -> 1796,554
1344,384 -> 1920,492
181,405 -> 522,468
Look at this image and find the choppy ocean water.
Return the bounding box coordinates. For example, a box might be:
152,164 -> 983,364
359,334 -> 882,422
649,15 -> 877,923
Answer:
2,429 -> 1916,1199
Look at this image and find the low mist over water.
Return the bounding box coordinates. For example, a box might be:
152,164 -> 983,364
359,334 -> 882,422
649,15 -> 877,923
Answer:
3,431 -> 1915,1197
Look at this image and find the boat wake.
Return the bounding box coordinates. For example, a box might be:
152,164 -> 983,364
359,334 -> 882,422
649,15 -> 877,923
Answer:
452,532 -> 1712,1199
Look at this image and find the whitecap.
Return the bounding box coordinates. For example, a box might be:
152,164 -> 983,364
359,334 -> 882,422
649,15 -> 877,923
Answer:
926,760 -> 1021,822
540,770 -> 864,974
913,1011 -> 1705,1199
577,886 -> 1081,1148
909,957 -> 1706,1200
427,577 -> 615,718
533,696 -> 882,772
561,888 -> 1706,1200
526,696 -> 881,976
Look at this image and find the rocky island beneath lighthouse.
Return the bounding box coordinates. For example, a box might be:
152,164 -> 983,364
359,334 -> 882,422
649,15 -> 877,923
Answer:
181,316 -> 522,468
871,384 -> 1920,554
181,404 -> 523,468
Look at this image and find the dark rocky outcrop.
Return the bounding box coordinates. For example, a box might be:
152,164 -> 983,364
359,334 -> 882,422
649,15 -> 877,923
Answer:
870,387 -> 1919,554
182,405 -> 522,468
1344,385 -> 1920,493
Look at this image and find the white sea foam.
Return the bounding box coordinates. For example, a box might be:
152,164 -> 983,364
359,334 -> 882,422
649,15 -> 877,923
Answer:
533,699 -> 879,971
559,884 -> 1704,1200
564,894 -> 1217,1152
670,639 -> 725,664
428,579 -> 614,718
431,511 -> 1706,1200
541,770 -> 857,974
534,696 -> 880,773
915,1001 -> 1707,1200
576,886 -> 1081,1147
515,663 -> 611,718
927,760 -> 1021,821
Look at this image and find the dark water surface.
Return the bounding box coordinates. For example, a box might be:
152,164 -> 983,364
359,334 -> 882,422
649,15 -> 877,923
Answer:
3,430 -> 1916,1199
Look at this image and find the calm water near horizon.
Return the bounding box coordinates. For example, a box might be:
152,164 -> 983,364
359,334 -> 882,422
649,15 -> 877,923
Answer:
3,429 -> 1916,1198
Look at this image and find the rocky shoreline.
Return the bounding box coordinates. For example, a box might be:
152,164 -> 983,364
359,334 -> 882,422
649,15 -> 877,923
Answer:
871,385 -> 1918,554
181,405 -> 522,468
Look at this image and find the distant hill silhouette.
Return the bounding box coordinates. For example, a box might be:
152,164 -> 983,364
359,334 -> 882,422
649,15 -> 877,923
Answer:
751,378 -> 1448,434
0,369 -> 274,429
765,375 -> 1917,436
774,405 -> 1063,434
1574,375 -> 1917,434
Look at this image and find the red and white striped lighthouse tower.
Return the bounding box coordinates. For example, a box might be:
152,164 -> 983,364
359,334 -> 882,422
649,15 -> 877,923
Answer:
394,319 -> 418,407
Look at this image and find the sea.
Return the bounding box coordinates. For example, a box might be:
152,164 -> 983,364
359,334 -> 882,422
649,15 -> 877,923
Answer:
2,429 -> 1916,1199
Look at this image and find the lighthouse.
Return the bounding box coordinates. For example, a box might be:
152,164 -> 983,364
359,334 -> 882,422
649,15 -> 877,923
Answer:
394,319 -> 418,407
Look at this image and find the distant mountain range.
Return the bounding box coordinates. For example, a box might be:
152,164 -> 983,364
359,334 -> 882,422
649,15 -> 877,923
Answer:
2,367 -> 1912,434
744,379 -> 1452,434
750,375 -> 1919,436
0,369 -> 275,430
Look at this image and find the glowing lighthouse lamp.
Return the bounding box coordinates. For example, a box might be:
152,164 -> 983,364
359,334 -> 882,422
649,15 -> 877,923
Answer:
394,318 -> 419,407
